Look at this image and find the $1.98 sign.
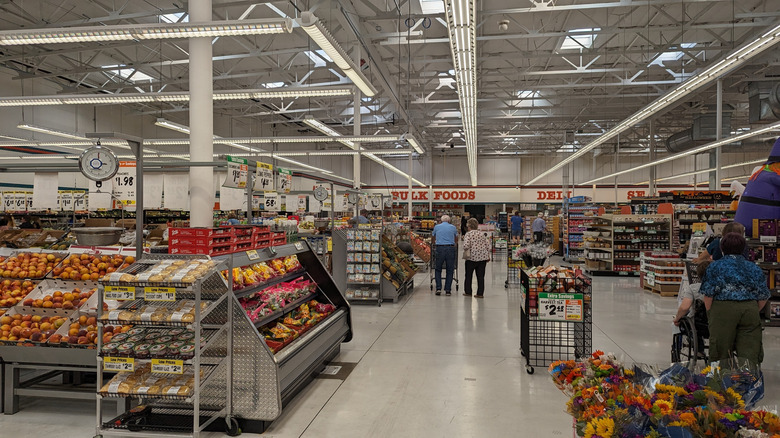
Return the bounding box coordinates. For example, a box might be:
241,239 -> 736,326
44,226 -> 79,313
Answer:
537,293 -> 584,321
224,155 -> 248,189
104,285 -> 135,301
104,357 -> 135,372
114,161 -> 136,208
151,358 -> 184,374
144,287 -> 176,301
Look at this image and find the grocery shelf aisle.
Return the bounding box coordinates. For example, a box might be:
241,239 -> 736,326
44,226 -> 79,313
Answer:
2,253 -> 779,437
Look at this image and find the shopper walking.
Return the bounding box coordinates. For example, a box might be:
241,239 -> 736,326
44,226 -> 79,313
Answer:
460,213 -> 469,236
700,233 -> 770,365
510,211 -> 524,242
532,212 -> 546,243
462,218 -> 491,298
432,214 -> 458,296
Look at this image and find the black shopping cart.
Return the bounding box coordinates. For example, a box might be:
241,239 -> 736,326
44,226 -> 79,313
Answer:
429,244 -> 459,292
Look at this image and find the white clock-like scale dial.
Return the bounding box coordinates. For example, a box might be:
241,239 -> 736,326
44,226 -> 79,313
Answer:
313,186 -> 328,201
79,146 -> 119,181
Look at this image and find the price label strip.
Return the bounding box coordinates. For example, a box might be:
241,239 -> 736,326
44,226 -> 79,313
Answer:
104,285 -> 135,301
104,356 -> 135,372
246,249 -> 260,261
152,358 -> 184,374
144,287 -> 176,301
537,292 -> 584,322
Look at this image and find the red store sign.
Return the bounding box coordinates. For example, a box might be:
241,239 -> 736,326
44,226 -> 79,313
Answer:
391,190 -> 476,201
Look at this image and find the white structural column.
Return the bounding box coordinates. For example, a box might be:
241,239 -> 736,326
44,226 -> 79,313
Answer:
649,119 -> 656,195
408,153 -> 413,220
353,44 -> 362,192
188,0 -> 214,227
714,79 -> 723,189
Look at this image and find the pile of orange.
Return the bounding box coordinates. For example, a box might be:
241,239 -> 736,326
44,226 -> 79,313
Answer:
0,279 -> 38,308
0,253 -> 61,279
52,254 -> 134,281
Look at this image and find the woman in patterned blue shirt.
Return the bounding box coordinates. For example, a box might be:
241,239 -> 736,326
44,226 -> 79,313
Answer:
700,233 -> 770,364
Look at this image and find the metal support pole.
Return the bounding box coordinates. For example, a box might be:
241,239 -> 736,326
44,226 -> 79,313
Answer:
330,182 -> 335,231
353,43 -> 362,217
130,140 -> 144,261
428,185 -> 433,215
189,0 -> 214,228
614,134 -> 619,205
408,153 -> 413,220
562,164 -> 569,205
592,153 -> 597,200
649,119 -> 657,195
246,173 -> 253,223
714,79 -> 723,190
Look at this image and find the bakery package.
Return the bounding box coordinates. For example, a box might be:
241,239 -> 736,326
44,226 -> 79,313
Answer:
104,259 -> 217,284
99,364 -> 206,397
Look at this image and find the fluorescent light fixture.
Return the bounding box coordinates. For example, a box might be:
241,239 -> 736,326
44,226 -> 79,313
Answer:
298,12 -> 378,97
405,134 -> 425,154
17,123 -> 86,140
145,135 -> 401,146
528,21 -> 780,186
582,122 -> 780,185
302,116 -> 425,186
635,158 -> 766,185
0,18 -> 292,45
444,0 -> 478,186
0,86 -> 353,107
560,28 -> 599,50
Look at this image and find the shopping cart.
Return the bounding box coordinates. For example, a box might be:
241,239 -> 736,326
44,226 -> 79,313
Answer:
429,244 -> 459,292
504,244 -> 527,288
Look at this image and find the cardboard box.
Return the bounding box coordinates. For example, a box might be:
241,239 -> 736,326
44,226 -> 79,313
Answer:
115,219 -> 136,230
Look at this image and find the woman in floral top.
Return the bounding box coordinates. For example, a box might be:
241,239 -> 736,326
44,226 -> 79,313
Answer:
700,232 -> 770,364
462,218 -> 491,298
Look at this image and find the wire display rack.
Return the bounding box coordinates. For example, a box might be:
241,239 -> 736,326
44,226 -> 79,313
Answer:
519,268 -> 592,374
504,244 -> 527,288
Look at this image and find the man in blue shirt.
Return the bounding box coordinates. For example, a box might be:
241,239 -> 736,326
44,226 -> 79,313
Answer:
357,209 -> 370,224
510,211 -> 524,242
532,212 -> 546,242
432,214 -> 459,296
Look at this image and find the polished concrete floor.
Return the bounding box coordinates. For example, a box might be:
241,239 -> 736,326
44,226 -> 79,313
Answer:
2,254 -> 779,437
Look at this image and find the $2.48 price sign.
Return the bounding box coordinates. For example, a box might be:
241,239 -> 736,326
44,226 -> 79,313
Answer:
104,286 -> 135,301
152,358 -> 184,374
144,287 -> 176,301
537,292 -> 584,322
104,357 -> 135,372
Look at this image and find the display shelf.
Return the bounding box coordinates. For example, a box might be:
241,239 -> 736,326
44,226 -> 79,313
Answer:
644,263 -> 684,271
252,291 -> 317,328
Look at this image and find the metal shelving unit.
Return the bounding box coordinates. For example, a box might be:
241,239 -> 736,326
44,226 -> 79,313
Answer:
332,226 -> 383,306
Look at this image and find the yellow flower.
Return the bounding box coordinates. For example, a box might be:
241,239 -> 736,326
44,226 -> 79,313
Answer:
623,368 -> 635,376
584,417 -> 615,437
653,399 -> 673,415
726,387 -> 746,409
655,383 -> 688,397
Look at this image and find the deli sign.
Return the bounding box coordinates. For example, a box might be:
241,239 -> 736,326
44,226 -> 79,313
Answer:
391,190 -> 475,201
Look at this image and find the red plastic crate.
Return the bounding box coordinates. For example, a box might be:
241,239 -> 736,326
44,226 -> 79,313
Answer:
169,227 -> 232,238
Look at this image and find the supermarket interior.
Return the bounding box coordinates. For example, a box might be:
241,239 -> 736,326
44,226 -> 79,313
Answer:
0,0 -> 779,437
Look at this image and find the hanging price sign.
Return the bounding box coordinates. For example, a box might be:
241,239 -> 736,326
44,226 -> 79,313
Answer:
25,193 -> 33,210
14,192 -> 27,210
254,162 -> 274,192
151,358 -> 184,374
277,167 -> 292,194
537,292 -> 583,322
104,357 -> 135,372
252,196 -> 261,210
297,195 -> 307,212
223,155 -> 248,189
264,192 -> 280,212
144,287 -> 176,301
104,286 -> 136,301
3,192 -> 14,211
59,191 -> 73,211
113,161 -> 137,209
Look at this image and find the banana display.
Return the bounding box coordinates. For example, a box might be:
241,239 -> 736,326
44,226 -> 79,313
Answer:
381,237 -> 418,289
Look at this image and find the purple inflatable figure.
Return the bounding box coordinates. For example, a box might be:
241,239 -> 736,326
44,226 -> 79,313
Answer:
734,137 -> 780,235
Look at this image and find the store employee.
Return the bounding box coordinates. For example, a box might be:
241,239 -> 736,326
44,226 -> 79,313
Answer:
432,215 -> 459,296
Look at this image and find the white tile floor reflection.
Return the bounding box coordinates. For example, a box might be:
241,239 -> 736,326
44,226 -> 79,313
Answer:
2,254 -> 779,437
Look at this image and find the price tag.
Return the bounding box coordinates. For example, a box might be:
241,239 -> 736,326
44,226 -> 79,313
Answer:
294,242 -> 304,251
760,235 -> 778,243
104,357 -> 134,372
631,238 -> 641,243
297,195 -> 307,212
151,358 -> 184,374
223,155 -> 248,189
264,192 -> 279,212
537,293 -> 583,322
277,167 -> 292,194
59,191 -> 73,211
647,230 -> 657,234
144,287 -> 176,301
254,162 -> 275,192
113,161 -> 137,210
646,272 -> 656,286
104,286 -> 135,301
246,249 -> 260,261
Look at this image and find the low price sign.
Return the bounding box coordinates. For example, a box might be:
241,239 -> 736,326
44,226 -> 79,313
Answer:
537,292 -> 584,322
113,161 -> 136,209
263,192 -> 280,212
104,357 -> 135,372
151,358 -> 184,374
224,155 -> 248,189
144,287 -> 176,301
254,162 -> 274,192
104,286 -> 135,301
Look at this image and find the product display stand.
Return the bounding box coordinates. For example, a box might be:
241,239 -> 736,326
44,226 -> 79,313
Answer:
332,226 -> 382,306
564,202 -> 600,263
583,216 -> 613,274
639,252 -> 684,297
519,267 -> 592,374
611,214 -> 672,276
675,208 -> 735,245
